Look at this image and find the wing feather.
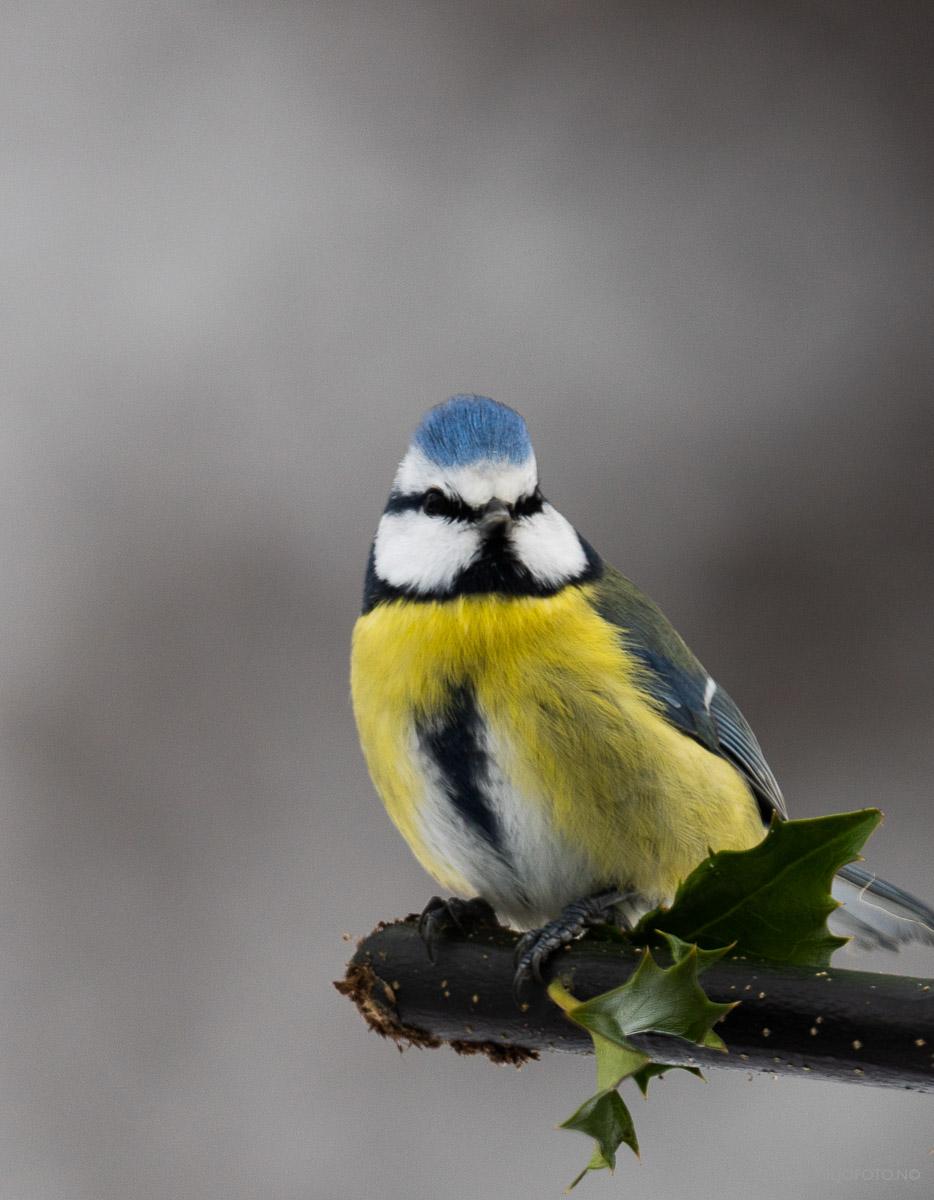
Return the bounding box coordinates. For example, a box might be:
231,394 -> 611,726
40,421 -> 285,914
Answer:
588,565 -> 786,821
708,683 -> 787,819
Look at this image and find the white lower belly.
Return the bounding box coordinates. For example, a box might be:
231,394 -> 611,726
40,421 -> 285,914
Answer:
412,723 -> 603,929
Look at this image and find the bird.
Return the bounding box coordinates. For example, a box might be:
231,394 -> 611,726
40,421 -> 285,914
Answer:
350,394 -> 934,992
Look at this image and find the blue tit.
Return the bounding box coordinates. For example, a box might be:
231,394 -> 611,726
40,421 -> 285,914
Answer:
351,395 -> 934,986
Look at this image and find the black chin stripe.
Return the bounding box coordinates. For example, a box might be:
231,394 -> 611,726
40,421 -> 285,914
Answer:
451,524 -> 542,595
361,536 -> 603,612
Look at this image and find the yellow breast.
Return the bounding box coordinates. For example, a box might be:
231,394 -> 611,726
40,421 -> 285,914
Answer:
350,585 -> 765,904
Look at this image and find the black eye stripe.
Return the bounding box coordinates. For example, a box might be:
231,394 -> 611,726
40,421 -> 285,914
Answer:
428,494 -> 475,521
383,493 -> 424,515
422,488 -> 470,520
512,488 -> 544,518
383,491 -> 474,521
383,488 -> 544,521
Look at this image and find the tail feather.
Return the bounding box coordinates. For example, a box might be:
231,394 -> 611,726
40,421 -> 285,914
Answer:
830,863 -> 934,951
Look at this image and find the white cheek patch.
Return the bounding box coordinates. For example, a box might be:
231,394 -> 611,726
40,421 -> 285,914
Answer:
509,504 -> 588,587
374,510 -> 481,593
394,447 -> 538,507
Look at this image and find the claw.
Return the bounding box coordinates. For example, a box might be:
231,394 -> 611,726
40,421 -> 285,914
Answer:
417,895 -> 499,962
418,896 -> 447,962
511,888 -> 634,1004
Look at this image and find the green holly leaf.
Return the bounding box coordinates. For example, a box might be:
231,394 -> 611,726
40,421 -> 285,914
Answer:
550,944 -> 732,1187
560,1088 -> 639,1187
548,808 -> 883,1186
619,944 -> 710,1097
551,978 -> 650,1091
568,945 -> 737,1052
592,1032 -> 649,1091
560,1041 -> 644,1192
634,809 -> 881,966
657,929 -> 733,972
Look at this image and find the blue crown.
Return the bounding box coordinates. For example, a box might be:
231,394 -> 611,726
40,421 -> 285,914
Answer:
413,395 -> 532,468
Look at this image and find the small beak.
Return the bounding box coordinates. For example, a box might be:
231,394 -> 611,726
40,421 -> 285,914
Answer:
478,497 -> 512,533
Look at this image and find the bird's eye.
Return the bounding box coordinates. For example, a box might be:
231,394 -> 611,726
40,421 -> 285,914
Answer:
422,488 -> 448,517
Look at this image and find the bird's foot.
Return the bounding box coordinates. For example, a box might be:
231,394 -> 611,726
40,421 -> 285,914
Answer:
513,889 -> 631,1002
417,895 -> 500,962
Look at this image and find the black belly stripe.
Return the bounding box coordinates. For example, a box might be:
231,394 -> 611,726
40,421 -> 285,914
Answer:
416,683 -> 504,855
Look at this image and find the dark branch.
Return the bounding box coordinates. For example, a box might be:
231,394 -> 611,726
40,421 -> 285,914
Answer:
337,915 -> 934,1091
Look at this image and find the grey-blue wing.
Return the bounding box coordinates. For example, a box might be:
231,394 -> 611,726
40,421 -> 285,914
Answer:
587,562 -> 787,822
707,682 -> 787,820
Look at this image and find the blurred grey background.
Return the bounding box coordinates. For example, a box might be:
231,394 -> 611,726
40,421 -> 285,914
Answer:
2,2 -> 933,1198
